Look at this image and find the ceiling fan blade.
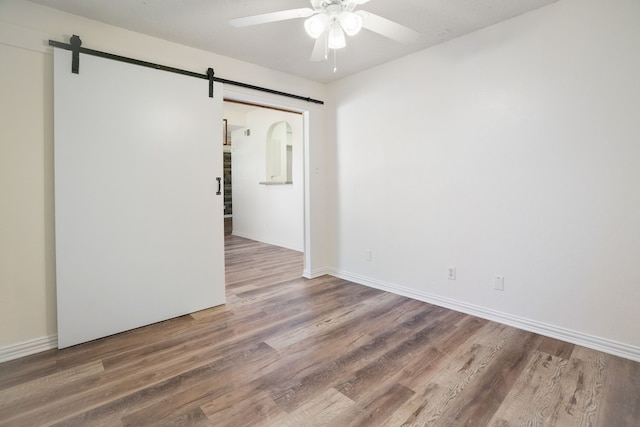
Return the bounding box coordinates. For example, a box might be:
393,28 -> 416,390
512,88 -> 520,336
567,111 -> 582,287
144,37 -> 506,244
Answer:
310,31 -> 328,61
356,11 -> 420,44
351,0 -> 371,4
230,8 -> 314,28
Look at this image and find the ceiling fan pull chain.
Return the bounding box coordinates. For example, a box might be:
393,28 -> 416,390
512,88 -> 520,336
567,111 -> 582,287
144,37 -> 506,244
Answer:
333,49 -> 338,73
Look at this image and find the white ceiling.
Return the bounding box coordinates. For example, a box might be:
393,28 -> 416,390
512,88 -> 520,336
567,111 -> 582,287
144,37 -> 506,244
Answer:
29,0 -> 558,83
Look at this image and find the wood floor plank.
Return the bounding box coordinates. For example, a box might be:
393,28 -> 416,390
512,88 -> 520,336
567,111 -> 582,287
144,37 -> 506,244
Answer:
265,303 -> 453,413
60,342 -> 277,427
274,388 -> 355,427
0,361 -> 104,407
1,235 -> 638,426
245,297 -> 425,405
390,314 -> 485,388
264,291 -> 401,350
487,350 -> 569,426
385,322 -> 516,426
200,385 -> 286,427
334,312 -> 465,402
434,330 -> 543,426
145,407 -> 211,427
553,346 -> 608,427
537,336 -> 576,360
347,383 -> 415,427
0,354 -> 59,390
5,317 -> 281,424
596,353 -> 640,426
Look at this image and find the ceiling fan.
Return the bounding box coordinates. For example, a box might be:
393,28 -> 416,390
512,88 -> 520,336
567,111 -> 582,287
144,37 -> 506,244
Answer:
229,0 -> 420,62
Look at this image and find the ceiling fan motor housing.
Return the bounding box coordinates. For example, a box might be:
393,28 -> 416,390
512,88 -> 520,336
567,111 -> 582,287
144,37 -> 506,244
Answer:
314,0 -> 358,13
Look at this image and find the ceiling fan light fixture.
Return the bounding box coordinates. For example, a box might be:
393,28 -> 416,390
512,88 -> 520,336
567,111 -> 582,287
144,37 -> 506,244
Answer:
230,0 -> 421,65
339,11 -> 362,36
304,14 -> 328,39
328,22 -> 346,49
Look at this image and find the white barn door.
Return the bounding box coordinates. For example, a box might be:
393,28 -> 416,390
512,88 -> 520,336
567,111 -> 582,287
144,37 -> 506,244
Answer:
54,49 -> 225,348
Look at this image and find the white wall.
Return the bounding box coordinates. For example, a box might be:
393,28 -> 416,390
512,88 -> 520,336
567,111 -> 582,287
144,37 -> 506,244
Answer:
327,0 -> 640,359
0,41 -> 56,352
0,0 -> 327,358
231,108 -> 304,251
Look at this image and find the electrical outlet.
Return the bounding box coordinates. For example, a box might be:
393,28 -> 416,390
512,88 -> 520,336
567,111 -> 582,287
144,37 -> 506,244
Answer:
448,266 -> 456,280
364,250 -> 372,262
493,275 -> 504,291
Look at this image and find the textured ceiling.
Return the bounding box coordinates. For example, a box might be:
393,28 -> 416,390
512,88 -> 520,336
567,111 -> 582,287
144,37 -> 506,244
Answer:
29,0 -> 559,83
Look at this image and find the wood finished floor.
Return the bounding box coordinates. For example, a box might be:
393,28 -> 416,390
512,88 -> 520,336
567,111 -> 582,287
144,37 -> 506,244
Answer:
1,235 -> 639,426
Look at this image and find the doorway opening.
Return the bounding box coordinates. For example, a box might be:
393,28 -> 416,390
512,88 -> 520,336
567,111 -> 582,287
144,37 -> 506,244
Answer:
222,99 -> 305,258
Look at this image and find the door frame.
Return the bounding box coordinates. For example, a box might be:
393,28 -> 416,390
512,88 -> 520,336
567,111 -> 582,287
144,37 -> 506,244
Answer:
222,86 -> 322,278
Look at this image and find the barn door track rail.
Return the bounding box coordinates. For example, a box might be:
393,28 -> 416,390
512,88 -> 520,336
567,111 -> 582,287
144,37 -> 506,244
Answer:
49,35 -> 324,105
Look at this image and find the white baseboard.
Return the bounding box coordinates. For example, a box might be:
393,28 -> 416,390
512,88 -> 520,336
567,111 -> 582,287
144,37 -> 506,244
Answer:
303,267 -> 331,279
327,268 -> 640,363
4,272 -> 638,364
0,335 -> 58,363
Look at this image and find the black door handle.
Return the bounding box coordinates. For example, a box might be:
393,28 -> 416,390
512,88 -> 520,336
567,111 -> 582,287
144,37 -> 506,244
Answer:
216,177 -> 222,195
